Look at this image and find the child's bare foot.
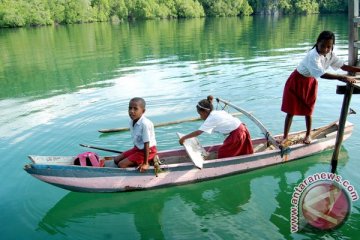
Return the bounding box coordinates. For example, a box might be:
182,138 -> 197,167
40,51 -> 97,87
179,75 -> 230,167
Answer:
278,137 -> 287,144
278,138 -> 290,148
303,136 -> 311,144
276,136 -> 286,144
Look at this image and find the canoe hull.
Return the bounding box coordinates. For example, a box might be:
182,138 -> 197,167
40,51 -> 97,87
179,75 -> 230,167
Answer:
24,122 -> 354,192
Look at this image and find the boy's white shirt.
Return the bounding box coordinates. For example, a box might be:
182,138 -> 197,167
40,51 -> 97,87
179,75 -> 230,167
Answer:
129,115 -> 157,149
297,48 -> 344,78
199,110 -> 241,135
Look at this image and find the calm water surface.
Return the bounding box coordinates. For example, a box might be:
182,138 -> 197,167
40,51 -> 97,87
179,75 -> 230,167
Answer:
1,15 -> 359,239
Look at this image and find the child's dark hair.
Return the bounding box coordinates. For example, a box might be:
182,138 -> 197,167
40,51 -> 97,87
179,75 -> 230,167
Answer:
130,97 -> 146,108
197,95 -> 214,112
312,31 -> 335,55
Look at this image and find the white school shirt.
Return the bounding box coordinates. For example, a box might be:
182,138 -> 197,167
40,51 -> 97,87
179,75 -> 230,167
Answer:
199,110 -> 241,135
129,115 -> 157,149
297,48 -> 344,78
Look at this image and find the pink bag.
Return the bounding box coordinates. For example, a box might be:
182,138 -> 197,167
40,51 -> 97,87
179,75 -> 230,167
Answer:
74,152 -> 104,167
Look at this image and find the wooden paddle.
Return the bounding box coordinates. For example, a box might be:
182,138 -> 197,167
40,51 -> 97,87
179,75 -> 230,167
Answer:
79,144 -> 123,154
216,98 -> 280,149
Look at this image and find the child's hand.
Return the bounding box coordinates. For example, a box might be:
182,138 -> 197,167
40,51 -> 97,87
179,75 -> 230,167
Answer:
138,162 -> 149,172
203,152 -> 210,160
343,76 -> 357,84
179,137 -> 186,145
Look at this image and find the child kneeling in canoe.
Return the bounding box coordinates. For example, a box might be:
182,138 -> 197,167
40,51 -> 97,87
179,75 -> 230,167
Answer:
179,96 -> 254,158
114,97 -> 157,172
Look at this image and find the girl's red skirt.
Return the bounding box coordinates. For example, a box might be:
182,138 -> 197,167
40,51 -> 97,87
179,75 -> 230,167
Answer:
281,69 -> 318,116
218,124 -> 254,158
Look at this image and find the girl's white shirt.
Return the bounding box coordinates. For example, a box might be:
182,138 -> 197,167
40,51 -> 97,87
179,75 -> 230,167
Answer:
297,48 -> 344,78
199,110 -> 241,135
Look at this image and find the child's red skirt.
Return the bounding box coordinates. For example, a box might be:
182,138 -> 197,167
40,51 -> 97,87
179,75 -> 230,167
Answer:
218,124 -> 254,158
281,69 -> 318,116
123,146 -> 157,165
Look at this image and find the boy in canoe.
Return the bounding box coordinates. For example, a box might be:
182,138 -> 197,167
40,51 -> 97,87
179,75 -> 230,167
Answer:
179,95 -> 254,158
114,97 -> 157,172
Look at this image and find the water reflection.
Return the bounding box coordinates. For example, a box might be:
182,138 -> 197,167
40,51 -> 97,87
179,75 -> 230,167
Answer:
0,15 -> 349,100
37,175 -> 252,239
38,191 -> 165,239
37,149 -> 348,239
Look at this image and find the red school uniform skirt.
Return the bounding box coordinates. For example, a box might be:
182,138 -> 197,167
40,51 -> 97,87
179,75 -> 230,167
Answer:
122,146 -> 157,165
281,69 -> 318,116
218,124 -> 254,159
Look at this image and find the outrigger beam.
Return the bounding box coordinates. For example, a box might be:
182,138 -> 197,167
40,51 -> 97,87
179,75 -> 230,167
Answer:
216,98 -> 280,149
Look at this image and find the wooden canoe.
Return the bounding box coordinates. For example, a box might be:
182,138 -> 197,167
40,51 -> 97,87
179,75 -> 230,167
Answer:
24,121 -> 353,192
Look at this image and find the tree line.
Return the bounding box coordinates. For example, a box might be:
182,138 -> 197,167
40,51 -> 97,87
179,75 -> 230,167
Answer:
0,0 -> 348,28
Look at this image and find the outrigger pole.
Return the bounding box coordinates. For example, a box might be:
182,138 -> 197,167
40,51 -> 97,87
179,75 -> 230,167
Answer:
79,144 -> 123,154
216,98 -> 280,149
98,112 -> 244,133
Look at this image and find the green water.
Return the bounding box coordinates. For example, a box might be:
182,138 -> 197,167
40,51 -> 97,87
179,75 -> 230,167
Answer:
1,14 -> 359,239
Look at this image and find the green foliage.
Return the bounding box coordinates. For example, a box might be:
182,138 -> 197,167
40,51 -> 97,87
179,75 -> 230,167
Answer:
63,0 -> 94,24
47,0 -> 66,24
92,0 -> 111,21
0,0 -> 27,27
247,0 -> 280,14
131,0 -> 159,19
175,0 -> 205,18
26,0 -> 53,26
0,0 -> 52,27
157,0 -> 177,18
295,0 -> 319,14
319,0 -> 347,13
241,1 -> 253,15
278,0 -> 292,13
111,0 -> 179,19
248,0 -> 323,14
200,0 -> 253,17
0,0 -> 352,28
110,0 -> 128,20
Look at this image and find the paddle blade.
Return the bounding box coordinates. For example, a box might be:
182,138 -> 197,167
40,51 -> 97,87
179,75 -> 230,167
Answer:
177,133 -> 205,169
